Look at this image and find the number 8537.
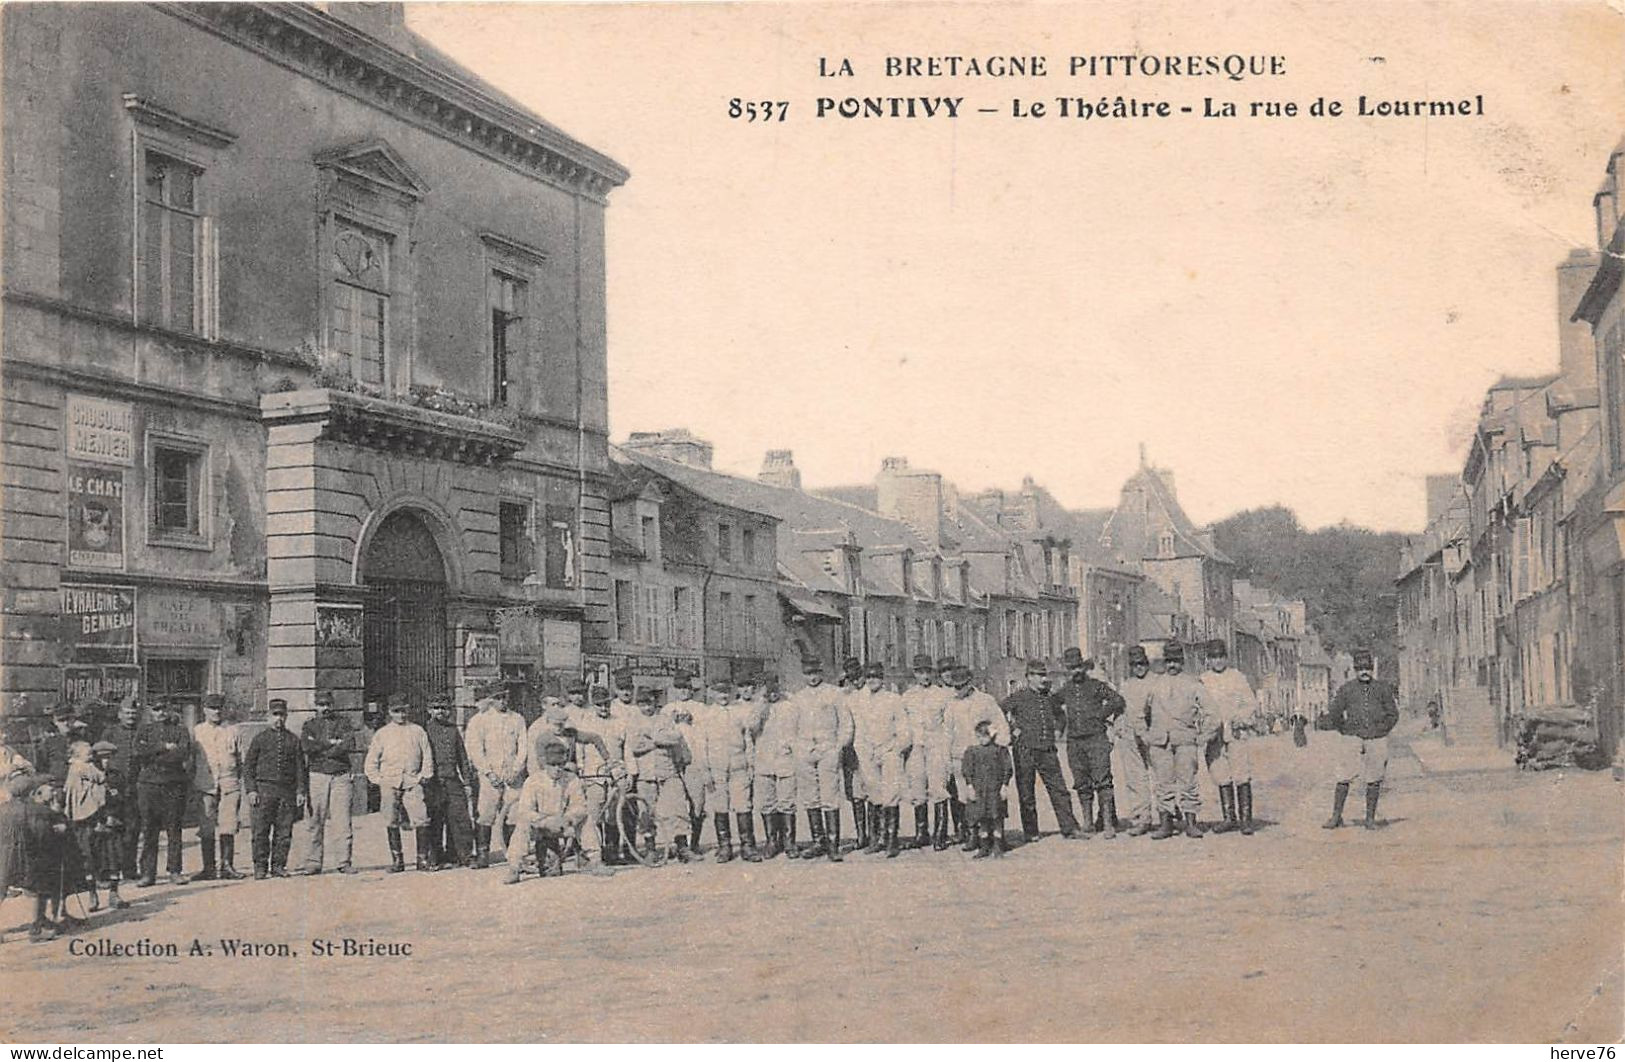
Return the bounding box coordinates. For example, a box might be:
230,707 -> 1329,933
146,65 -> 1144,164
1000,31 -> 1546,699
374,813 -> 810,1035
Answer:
728,99 -> 789,122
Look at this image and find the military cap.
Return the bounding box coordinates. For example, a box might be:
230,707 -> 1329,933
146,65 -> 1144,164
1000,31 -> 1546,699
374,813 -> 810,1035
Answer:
613,666 -> 635,687
268,699 -> 289,716
90,740 -> 119,756
937,657 -> 959,674
428,695 -> 453,710
1163,641 -> 1185,664
566,680 -> 588,696
1127,645 -> 1150,665
314,690 -> 335,708
386,692 -> 412,709
911,654 -> 935,671
1205,639 -> 1229,657
591,687 -> 612,704
1025,659 -> 1048,676
862,661 -> 885,679
539,737 -> 573,764
637,688 -> 660,705
50,701 -> 74,720
801,658 -> 824,675
672,671 -> 693,690
709,678 -> 733,692
1352,649 -> 1375,670
947,665 -> 974,685
202,693 -> 226,709
1061,647 -> 1085,668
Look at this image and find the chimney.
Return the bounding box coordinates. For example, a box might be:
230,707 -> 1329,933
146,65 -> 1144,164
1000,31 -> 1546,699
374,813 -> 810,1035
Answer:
1424,475 -> 1458,527
875,456 -> 942,549
1556,249 -> 1601,388
759,449 -> 801,489
1013,475 -> 1041,532
622,429 -> 714,470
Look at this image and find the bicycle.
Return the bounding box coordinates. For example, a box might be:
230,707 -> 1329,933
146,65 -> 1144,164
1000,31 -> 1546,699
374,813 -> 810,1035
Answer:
529,772 -> 659,875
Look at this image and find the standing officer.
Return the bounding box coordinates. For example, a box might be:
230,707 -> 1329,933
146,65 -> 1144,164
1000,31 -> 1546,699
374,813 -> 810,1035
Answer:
39,701 -> 77,783
946,664 -> 1011,851
242,699 -> 308,879
1200,640 -> 1261,835
1143,642 -> 1212,840
897,654 -> 940,848
134,696 -> 193,886
1321,649 -> 1400,830
298,691 -> 358,876
101,698 -> 144,881
1057,648 -> 1126,838
190,693 -> 245,880
665,683 -> 707,852
1114,646 -> 1159,835
835,656 -> 866,851
849,662 -> 910,856
1001,659 -> 1082,843
752,678 -> 800,858
422,696 -> 475,868
790,658 -> 853,862
465,685 -> 528,867
363,699 -> 435,872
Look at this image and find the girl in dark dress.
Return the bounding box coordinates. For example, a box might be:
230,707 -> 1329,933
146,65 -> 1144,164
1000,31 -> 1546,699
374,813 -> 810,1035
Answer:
0,773 -> 66,942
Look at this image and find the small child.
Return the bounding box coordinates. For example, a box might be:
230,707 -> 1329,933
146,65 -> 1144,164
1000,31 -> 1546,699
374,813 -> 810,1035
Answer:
0,774 -> 71,942
960,720 -> 1012,859
65,741 -> 126,912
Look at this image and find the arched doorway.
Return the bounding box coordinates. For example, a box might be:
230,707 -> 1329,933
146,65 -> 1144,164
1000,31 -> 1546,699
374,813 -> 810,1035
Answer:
362,509 -> 450,714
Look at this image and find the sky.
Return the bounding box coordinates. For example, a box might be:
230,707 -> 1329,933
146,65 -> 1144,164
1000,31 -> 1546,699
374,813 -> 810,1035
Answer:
409,1 -> 1625,533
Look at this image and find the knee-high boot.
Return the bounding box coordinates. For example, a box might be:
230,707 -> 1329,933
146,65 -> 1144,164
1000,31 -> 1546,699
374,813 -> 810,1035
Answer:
415,826 -> 436,870
1212,784 -> 1238,833
1237,782 -> 1255,835
737,812 -> 762,862
1363,782 -> 1382,829
823,808 -> 844,862
851,799 -> 870,852
713,813 -> 734,863
1097,791 -> 1118,839
386,827 -> 405,872
913,804 -> 930,849
932,800 -> 951,851
1324,781 -> 1350,829
885,806 -> 901,858
784,810 -> 801,859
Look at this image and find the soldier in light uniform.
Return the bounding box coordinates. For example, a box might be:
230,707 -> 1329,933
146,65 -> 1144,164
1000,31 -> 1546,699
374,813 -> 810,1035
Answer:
665,682 -> 707,852
464,686 -> 528,867
946,663 -> 1011,851
752,678 -> 800,858
1199,639 -> 1262,835
504,736 -> 588,884
612,667 -> 640,722
694,678 -> 767,863
833,656 -> 869,852
190,693 -> 245,881
849,661 -> 911,857
1321,649 -> 1400,830
1143,641 -> 1213,840
627,687 -> 694,862
1113,646 -> 1158,835
898,654 -> 946,849
569,689 -> 630,866
790,658 -> 853,862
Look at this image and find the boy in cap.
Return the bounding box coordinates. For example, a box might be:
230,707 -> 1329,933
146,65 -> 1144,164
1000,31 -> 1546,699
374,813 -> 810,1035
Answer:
1200,639 -> 1261,835
1321,649 -> 1399,829
505,737 -> 588,883
789,658 -> 853,862
1143,642 -> 1213,840
298,690 -> 358,875
961,720 -> 1012,858
243,699 -> 309,878
363,699 -> 434,872
65,740 -> 127,911
1057,648 -> 1127,838
849,661 -> 910,856
1001,658 -> 1081,844
191,693 -> 245,880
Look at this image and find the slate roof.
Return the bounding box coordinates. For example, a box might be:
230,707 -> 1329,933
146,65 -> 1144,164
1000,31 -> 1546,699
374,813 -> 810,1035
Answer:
1100,466 -> 1234,566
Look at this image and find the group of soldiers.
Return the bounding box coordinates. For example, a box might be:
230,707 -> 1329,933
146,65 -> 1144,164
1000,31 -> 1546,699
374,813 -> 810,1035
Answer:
3,638 -> 1401,920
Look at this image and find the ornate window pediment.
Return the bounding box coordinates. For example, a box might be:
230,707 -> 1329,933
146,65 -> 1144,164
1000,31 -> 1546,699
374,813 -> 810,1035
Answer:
314,138 -> 429,201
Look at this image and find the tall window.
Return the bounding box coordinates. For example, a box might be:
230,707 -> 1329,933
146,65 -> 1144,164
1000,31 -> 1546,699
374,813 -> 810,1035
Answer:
744,594 -> 758,652
329,219 -> 390,385
499,502 -> 530,581
719,591 -> 734,648
141,152 -> 204,334
150,441 -> 205,541
717,522 -> 732,561
642,586 -> 661,645
742,528 -> 757,566
1606,323 -> 1624,472
672,587 -> 692,648
641,515 -> 657,559
614,580 -> 635,642
490,271 -> 526,404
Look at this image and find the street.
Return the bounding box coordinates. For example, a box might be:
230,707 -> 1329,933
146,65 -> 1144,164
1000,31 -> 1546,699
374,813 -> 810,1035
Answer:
3,729 -> 1621,1043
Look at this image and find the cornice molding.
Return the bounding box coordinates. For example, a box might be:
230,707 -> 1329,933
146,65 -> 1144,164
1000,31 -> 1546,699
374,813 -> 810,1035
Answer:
159,3 -> 629,204
123,93 -> 239,148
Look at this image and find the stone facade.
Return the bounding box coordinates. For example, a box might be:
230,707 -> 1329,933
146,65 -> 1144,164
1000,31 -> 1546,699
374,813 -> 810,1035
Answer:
0,4 -> 626,727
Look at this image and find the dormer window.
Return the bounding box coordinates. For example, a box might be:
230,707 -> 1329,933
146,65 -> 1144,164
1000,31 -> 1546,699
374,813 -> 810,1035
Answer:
1158,530 -> 1176,558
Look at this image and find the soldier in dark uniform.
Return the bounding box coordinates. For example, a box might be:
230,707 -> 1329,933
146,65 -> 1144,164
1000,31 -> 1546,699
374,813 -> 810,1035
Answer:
1056,647 -> 1127,838
100,699 -> 144,881
1321,649 -> 1400,829
422,696 -> 475,868
37,701 -> 78,784
836,656 -> 865,851
999,659 -> 1081,843
134,697 -> 193,886
243,699 -> 308,878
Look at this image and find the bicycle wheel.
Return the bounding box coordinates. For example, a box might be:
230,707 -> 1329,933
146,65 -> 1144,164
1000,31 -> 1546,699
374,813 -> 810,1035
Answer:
612,791 -> 659,866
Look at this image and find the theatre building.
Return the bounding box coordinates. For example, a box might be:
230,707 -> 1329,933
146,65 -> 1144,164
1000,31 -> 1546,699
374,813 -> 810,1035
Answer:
0,4 -> 628,725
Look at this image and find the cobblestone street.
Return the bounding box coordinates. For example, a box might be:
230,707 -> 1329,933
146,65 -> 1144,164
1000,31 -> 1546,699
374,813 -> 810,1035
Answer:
3,730 -> 1620,1042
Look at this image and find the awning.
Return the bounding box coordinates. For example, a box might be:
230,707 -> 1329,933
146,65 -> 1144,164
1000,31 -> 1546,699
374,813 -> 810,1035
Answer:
780,589 -> 842,621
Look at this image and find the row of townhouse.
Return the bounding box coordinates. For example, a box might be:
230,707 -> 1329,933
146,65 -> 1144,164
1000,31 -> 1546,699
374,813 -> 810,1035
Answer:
1397,138 -> 1625,759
